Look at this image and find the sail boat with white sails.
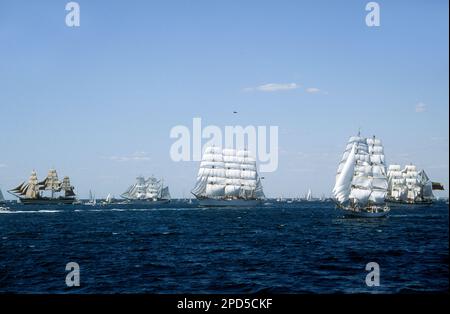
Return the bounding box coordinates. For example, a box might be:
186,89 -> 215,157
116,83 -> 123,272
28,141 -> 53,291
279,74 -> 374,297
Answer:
387,164 -> 443,204
0,188 -> 5,205
86,190 -> 97,206
121,175 -> 171,204
306,188 -> 313,201
191,147 -> 265,207
0,187 -> 8,211
333,133 -> 390,217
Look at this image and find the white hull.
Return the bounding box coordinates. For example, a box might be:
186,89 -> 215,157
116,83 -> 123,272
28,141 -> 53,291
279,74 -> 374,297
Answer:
339,206 -> 390,218
197,198 -> 261,207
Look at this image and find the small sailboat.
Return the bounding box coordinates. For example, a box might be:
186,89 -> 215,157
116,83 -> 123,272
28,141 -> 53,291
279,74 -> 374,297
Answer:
306,189 -> 313,201
86,190 -> 97,206
333,133 -> 390,218
191,147 -> 265,207
0,188 -> 8,211
100,193 -> 113,205
0,188 -> 5,205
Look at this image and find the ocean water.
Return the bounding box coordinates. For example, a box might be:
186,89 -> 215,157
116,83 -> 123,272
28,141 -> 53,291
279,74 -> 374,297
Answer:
0,201 -> 448,293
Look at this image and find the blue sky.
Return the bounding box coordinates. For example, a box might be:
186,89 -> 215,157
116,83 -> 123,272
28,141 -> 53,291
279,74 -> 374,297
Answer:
0,0 -> 448,199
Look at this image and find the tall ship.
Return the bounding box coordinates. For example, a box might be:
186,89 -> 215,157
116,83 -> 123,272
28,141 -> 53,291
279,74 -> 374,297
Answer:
333,134 -> 390,217
191,147 -> 265,207
8,169 -> 76,205
387,164 -> 444,204
121,175 -> 171,204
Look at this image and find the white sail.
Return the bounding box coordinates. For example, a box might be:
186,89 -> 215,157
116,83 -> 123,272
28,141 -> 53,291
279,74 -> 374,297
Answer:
121,175 -> 171,201
145,177 -> 161,199
334,135 -> 388,207
333,143 -> 357,203
306,189 -> 312,201
0,188 -> 4,203
192,147 -> 264,200
402,164 -> 422,202
40,169 -> 61,191
418,169 -> 434,200
25,170 -> 39,198
161,186 -> 171,200
387,164 -> 408,201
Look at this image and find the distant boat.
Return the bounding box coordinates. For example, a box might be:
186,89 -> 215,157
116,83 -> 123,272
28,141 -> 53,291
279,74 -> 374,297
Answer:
387,164 -> 444,205
306,189 -> 312,201
191,147 -> 265,207
100,193 -> 113,205
319,194 -> 326,202
8,169 -> 76,205
333,134 -> 390,218
86,190 -> 96,206
276,196 -> 284,202
121,175 -> 171,204
0,188 -> 5,205
0,187 -> 7,211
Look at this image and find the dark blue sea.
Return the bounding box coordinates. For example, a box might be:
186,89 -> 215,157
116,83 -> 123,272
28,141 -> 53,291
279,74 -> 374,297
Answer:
0,201 -> 448,293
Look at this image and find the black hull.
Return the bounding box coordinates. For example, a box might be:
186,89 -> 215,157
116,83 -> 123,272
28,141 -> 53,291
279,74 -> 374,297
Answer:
121,199 -> 170,205
19,197 -> 76,205
386,199 -> 433,206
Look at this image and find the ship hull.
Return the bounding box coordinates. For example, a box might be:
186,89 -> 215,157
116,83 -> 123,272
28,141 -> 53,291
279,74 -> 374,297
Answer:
197,198 -> 261,207
338,205 -> 390,218
122,199 -> 170,206
19,197 -> 76,205
386,199 -> 433,206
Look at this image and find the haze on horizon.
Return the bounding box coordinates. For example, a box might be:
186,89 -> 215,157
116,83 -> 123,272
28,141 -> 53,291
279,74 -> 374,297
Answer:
0,0 -> 448,199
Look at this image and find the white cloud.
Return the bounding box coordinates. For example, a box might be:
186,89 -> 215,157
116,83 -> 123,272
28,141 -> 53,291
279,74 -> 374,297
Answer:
244,83 -> 299,92
0,163 -> 7,168
306,87 -> 321,94
107,152 -> 151,162
415,102 -> 427,113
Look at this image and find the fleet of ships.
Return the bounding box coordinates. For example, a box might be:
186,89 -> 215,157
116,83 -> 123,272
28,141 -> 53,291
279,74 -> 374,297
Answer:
0,132 -> 446,217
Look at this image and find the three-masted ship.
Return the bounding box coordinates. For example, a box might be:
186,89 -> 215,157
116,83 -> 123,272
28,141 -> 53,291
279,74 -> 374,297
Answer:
121,175 -> 171,204
333,134 -> 390,217
8,169 -> 76,205
191,147 -> 265,207
387,164 -> 444,205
